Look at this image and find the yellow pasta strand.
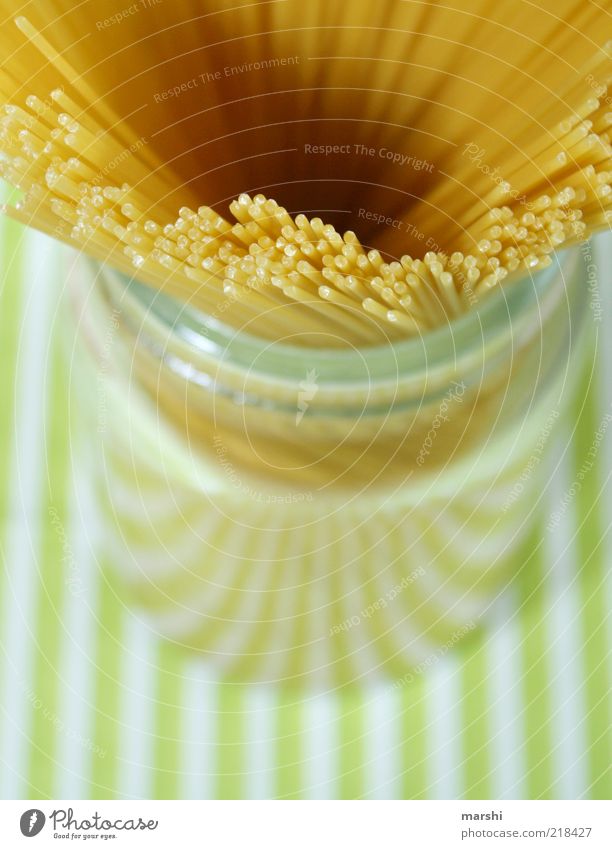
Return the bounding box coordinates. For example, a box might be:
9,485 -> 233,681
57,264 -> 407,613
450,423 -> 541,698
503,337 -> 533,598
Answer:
0,4 -> 610,345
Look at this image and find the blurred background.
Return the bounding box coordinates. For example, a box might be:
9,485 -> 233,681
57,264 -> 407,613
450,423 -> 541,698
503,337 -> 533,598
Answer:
0,200 -> 610,798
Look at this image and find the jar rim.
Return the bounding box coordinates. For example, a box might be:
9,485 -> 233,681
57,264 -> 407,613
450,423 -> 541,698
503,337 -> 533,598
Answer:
95,247 -> 579,385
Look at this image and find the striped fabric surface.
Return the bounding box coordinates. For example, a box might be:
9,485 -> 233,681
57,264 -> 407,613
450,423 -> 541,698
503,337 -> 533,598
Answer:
0,205 -> 611,800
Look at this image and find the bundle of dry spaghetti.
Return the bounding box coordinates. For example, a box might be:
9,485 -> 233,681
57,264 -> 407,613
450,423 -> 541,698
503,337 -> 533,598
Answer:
0,1 -> 610,346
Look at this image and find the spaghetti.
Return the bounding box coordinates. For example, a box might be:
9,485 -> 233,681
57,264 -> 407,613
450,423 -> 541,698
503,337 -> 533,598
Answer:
0,2 -> 610,345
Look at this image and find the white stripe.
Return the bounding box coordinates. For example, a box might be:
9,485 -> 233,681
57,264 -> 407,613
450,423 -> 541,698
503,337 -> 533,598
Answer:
206,525 -> 296,680
0,231 -> 61,798
543,440 -> 590,798
143,523 -> 254,639
248,563 -> 306,684
487,590 -> 527,799
425,654 -> 463,799
428,505 -> 527,564
104,495 -> 231,582
306,524 -> 336,686
363,686 -> 402,799
303,692 -> 337,799
335,520 -> 387,683
402,534 -> 491,625
116,615 -> 157,799
53,448 -> 101,798
361,521 -> 455,670
244,685 -> 275,799
180,660 -> 217,799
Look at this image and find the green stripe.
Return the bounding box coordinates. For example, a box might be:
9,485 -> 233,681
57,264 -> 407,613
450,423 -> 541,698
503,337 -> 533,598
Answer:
514,521 -> 547,608
522,628 -> 555,798
0,209 -> 25,797
89,570 -> 123,798
216,685 -> 246,799
337,688 -> 365,799
152,643 -> 182,799
461,639 -> 492,799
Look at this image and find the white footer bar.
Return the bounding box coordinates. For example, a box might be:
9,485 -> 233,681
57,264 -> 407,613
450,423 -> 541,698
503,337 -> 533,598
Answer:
0,800 -> 610,848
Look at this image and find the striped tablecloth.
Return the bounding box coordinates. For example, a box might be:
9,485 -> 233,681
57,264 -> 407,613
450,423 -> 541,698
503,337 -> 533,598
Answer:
0,205 -> 611,800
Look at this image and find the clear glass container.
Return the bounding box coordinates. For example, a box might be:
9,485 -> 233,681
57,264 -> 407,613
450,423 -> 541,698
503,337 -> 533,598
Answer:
70,247 -> 587,684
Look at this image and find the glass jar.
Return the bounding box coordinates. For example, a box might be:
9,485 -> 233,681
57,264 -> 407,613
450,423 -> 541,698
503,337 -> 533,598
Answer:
70,247 -> 587,684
